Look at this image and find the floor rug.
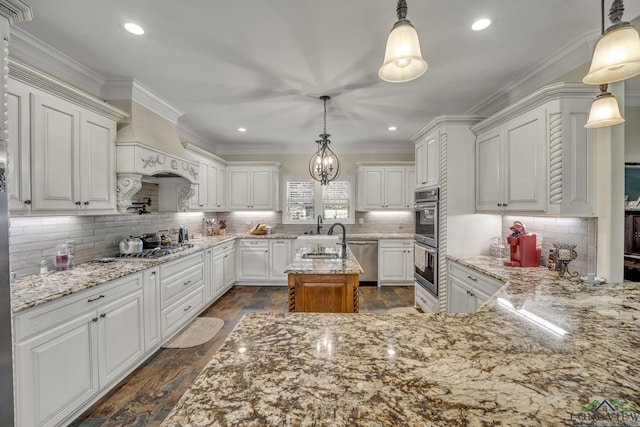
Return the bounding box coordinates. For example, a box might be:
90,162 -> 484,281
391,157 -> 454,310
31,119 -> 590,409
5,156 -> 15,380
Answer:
163,317 -> 224,348
386,307 -> 421,314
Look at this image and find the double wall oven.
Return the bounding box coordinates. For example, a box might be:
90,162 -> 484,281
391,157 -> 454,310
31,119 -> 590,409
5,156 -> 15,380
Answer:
414,188 -> 438,297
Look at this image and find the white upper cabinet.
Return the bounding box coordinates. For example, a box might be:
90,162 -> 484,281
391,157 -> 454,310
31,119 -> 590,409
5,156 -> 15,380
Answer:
227,163 -> 280,210
183,142 -> 227,212
356,163 -> 415,211
7,66 -> 127,215
414,132 -> 439,189
473,83 -> 597,216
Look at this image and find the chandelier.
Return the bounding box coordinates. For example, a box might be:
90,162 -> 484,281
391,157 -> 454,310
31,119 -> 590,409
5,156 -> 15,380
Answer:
309,95 -> 340,185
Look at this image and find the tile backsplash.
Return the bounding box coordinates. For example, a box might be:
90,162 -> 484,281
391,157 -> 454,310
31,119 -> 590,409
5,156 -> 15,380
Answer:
502,216 -> 597,276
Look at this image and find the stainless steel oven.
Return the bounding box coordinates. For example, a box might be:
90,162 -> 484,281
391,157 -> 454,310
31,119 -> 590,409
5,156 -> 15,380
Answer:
414,240 -> 438,297
414,188 -> 438,247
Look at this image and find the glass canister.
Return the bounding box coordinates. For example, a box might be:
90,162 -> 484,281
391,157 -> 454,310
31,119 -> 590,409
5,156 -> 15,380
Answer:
489,236 -> 506,259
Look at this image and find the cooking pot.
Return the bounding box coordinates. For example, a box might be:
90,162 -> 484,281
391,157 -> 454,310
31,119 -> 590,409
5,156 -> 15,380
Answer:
119,236 -> 143,254
140,233 -> 162,249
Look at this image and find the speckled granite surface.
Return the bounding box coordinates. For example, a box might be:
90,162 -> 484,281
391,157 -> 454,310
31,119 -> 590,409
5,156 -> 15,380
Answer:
11,233 -> 402,313
161,255 -> 640,426
284,246 -> 363,275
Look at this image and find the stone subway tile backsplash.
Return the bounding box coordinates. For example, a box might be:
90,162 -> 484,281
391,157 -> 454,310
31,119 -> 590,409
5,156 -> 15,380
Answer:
9,212 -> 207,278
502,216 -> 596,276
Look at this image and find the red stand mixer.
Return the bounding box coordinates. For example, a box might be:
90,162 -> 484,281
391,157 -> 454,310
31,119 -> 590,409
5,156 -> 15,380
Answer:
503,221 -> 541,267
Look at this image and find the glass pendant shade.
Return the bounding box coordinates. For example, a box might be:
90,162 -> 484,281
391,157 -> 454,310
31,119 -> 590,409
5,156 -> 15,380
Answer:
583,23 -> 640,84
585,85 -> 625,128
379,20 -> 428,83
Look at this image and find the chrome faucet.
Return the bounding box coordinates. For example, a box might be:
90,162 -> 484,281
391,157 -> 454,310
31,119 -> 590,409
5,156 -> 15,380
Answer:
316,215 -> 323,234
328,222 -> 347,259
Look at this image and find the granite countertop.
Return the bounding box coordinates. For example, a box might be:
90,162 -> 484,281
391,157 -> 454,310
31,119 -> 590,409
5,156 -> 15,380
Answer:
284,246 -> 364,275
161,255 -> 640,426
11,233 -> 402,313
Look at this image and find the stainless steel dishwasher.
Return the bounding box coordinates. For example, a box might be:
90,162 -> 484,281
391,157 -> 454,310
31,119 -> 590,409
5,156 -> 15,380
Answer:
348,240 -> 378,283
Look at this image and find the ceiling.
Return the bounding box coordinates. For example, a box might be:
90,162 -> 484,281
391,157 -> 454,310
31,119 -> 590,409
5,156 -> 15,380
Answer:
13,0 -> 640,154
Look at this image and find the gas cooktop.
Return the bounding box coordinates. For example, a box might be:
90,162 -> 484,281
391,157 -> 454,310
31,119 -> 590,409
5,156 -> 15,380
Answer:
115,244 -> 195,259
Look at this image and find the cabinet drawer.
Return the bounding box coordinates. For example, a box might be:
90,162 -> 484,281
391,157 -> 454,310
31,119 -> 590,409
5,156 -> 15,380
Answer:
448,261 -> 504,297
160,251 -> 205,279
212,241 -> 235,257
239,239 -> 268,248
379,239 -> 413,248
161,287 -> 205,339
14,273 -> 143,341
160,263 -> 205,308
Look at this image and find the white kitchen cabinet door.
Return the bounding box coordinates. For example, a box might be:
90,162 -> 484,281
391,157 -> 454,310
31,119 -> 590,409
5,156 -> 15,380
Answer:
7,79 -> 32,212
425,133 -> 439,188
448,275 -> 475,313
415,139 -> 427,188
143,268 -> 160,351
405,168 -> 415,208
31,92 -> 81,211
362,168 -> 385,209
190,158 -> 210,210
269,239 -> 292,281
80,111 -> 117,212
473,287 -> 491,310
383,168 -> 406,209
212,252 -> 225,299
223,248 -> 237,288
238,241 -> 269,280
227,168 -> 250,209
476,129 -> 503,211
251,169 -> 273,209
379,247 -> 407,281
502,108 -> 546,212
210,162 -> 226,211
97,289 -> 145,387
15,311 -> 99,427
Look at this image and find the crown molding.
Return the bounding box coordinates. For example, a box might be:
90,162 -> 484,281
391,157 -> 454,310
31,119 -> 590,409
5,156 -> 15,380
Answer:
411,115 -> 486,142
9,26 -> 105,96
215,140 -> 415,156
467,29 -> 599,117
177,122 -> 218,152
9,59 -> 128,121
103,79 -> 183,124
0,0 -> 31,24
181,140 -> 227,165
471,82 -> 598,135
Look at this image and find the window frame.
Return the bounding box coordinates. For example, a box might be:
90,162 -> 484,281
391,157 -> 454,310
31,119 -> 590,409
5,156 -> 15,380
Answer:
282,176 -> 354,225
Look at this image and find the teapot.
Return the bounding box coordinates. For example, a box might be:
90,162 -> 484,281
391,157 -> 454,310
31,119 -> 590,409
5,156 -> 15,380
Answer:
119,236 -> 143,254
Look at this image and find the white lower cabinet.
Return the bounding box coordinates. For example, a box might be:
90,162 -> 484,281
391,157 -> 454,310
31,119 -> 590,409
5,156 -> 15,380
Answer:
378,240 -> 414,284
447,260 -> 503,313
223,243 -> 237,287
237,239 -> 293,283
207,241 -> 237,303
159,251 -> 206,339
143,268 -> 161,351
14,273 -> 145,427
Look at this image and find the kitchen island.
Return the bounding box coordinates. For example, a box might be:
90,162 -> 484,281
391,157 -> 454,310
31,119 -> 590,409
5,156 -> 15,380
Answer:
161,256 -> 640,426
284,245 -> 364,313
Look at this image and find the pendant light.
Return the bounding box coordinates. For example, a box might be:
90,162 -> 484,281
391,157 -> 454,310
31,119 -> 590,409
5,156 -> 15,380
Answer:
585,84 -> 625,128
583,0 -> 640,85
309,96 -> 340,185
378,0 -> 428,83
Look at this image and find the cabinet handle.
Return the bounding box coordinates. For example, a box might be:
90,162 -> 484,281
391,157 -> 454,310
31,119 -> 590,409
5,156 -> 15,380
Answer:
150,271 -> 156,276
224,255 -> 229,258
88,295 -> 105,303
75,201 -> 81,206
497,203 -> 502,207
467,275 -> 477,282
24,200 -> 31,205
92,317 -> 99,322
422,181 -> 426,184
184,305 -> 192,312
503,204 -> 508,207
100,313 -> 106,318
470,291 -> 475,297
84,201 -> 90,206
183,280 -> 192,286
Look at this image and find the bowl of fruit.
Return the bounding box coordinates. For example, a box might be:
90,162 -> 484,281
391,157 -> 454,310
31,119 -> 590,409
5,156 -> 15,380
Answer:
248,224 -> 269,235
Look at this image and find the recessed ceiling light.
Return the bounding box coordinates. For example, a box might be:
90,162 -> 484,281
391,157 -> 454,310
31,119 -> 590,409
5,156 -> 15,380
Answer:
388,126 -> 397,131
472,18 -> 491,31
237,127 -> 247,132
124,22 -> 144,35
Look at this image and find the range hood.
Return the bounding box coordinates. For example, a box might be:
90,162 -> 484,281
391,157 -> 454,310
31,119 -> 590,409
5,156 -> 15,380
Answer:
110,99 -> 199,213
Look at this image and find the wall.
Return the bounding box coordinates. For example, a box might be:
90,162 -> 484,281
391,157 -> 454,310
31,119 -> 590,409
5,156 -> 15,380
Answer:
625,106 -> 640,162
502,216 -> 596,277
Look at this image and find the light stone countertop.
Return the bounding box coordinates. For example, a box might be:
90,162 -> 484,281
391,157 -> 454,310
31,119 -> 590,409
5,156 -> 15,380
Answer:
160,255 -> 640,426
284,246 -> 364,275
10,233 -> 402,313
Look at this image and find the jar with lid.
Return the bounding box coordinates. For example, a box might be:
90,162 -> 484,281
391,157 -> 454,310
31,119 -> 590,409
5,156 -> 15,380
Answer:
547,249 -> 557,270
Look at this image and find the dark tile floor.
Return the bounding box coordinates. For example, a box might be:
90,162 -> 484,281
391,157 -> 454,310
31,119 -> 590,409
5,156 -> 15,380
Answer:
70,284 -> 415,426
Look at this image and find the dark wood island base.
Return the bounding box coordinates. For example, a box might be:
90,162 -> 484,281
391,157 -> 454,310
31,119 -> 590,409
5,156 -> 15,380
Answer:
288,273 -> 359,313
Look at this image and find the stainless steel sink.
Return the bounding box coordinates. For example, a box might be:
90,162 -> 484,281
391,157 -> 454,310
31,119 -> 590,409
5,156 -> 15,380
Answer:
302,252 -> 340,259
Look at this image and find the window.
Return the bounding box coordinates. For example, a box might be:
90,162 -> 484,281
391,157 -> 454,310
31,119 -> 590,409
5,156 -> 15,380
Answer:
283,177 -> 354,224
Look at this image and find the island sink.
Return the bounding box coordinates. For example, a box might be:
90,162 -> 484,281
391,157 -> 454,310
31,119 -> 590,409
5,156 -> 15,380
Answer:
302,252 -> 340,259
